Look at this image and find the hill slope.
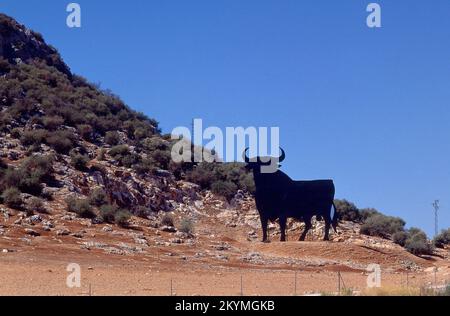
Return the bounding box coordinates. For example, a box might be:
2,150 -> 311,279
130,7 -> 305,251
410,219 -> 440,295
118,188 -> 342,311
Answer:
0,14 -> 448,295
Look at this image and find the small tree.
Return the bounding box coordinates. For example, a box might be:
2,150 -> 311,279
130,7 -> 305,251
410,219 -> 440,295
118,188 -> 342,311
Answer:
211,180 -> 238,201
161,213 -> 174,227
334,199 -> 361,222
66,197 -> 96,219
70,151 -> 90,171
1,188 -> 22,209
115,210 -> 131,227
99,204 -> 118,223
179,218 -> 195,234
404,228 -> 434,256
89,188 -> 108,207
28,197 -> 47,214
434,228 -> 450,249
105,131 -> 121,146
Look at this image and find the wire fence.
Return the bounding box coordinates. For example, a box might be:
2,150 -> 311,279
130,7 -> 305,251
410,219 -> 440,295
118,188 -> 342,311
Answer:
3,268 -> 448,296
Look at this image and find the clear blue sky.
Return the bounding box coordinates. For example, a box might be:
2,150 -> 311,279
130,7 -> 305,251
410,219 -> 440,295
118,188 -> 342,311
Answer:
2,0 -> 449,237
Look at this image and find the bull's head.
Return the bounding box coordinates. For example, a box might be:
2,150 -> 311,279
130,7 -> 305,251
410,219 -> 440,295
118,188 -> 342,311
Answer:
243,148 -> 286,174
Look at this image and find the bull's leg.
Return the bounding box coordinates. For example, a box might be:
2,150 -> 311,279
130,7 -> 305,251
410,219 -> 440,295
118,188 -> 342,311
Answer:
279,216 -> 287,242
323,214 -> 331,241
299,217 -> 312,241
260,216 -> 270,243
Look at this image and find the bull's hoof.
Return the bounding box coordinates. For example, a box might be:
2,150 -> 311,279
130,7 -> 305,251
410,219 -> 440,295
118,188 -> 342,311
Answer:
262,240 -> 271,244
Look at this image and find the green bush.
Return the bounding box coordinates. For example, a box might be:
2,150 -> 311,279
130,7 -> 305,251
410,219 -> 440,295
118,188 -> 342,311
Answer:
334,199 -> 361,222
76,124 -> 94,141
2,188 -> 22,209
0,155 -> 54,196
99,204 -> 130,226
42,116 -> 64,131
28,197 -> 46,214
115,210 -> 131,227
46,130 -> 75,154
360,208 -> 380,222
66,197 -> 96,219
360,214 -> 405,238
20,129 -> 47,146
89,188 -> 108,207
161,213 -> 174,227
134,206 -> 152,218
11,128 -> 22,139
434,228 -> 450,248
393,231 -> 409,247
109,145 -> 139,167
179,218 -> 195,234
70,151 -> 90,171
105,131 -> 121,146
99,204 -> 119,223
97,148 -> 107,161
404,228 -> 433,256
211,180 -> 238,201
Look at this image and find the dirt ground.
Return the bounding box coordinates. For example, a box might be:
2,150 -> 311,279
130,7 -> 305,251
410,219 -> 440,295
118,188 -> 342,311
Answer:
1,219 -> 449,296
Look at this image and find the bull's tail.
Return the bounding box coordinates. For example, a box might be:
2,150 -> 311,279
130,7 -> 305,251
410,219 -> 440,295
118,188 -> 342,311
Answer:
332,202 -> 339,233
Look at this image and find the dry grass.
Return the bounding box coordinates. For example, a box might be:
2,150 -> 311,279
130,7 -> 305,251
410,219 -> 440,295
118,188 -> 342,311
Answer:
361,286 -> 422,296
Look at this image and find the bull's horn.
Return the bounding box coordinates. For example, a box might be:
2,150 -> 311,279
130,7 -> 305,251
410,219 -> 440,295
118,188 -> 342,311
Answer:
279,148 -> 286,163
243,148 -> 250,163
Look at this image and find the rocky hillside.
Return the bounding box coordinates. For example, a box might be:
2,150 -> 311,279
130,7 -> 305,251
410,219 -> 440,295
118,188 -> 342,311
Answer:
0,13 -> 447,268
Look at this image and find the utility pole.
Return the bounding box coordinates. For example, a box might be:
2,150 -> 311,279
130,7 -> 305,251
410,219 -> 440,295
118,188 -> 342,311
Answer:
432,200 -> 439,238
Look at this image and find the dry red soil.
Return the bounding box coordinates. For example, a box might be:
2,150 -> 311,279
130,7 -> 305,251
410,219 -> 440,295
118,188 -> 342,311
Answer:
1,208 -> 449,296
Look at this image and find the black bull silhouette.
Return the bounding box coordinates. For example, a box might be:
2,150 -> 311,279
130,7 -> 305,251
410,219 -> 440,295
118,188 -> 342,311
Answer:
243,148 -> 338,242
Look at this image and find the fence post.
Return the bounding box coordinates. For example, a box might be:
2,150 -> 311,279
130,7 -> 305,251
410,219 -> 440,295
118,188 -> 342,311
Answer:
89,283 -> 92,296
338,272 -> 341,295
406,271 -> 409,288
170,279 -> 173,296
294,272 -> 297,296
240,275 -> 243,296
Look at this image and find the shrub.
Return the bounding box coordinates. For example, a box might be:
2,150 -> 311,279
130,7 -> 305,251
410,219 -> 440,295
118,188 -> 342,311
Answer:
179,218 -> 195,234
443,285 -> 450,297
11,128 -> 22,139
434,228 -> 450,248
97,148 -> 107,161
161,213 -> 174,227
46,130 -> 75,154
98,204 -> 130,226
211,180 -> 238,201
42,116 -> 64,131
360,208 -> 380,222
105,131 -> 121,146
99,204 -> 119,223
20,129 -> 47,146
70,151 -> 90,171
134,206 -> 152,218
404,228 -> 433,256
66,197 -> 96,219
115,210 -> 131,227
28,197 -> 46,214
109,145 -> 139,167
2,188 -> 22,209
360,214 -> 405,238
76,124 -> 94,141
1,155 -> 54,196
89,188 -> 108,207
393,231 -> 409,247
334,199 -> 361,222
